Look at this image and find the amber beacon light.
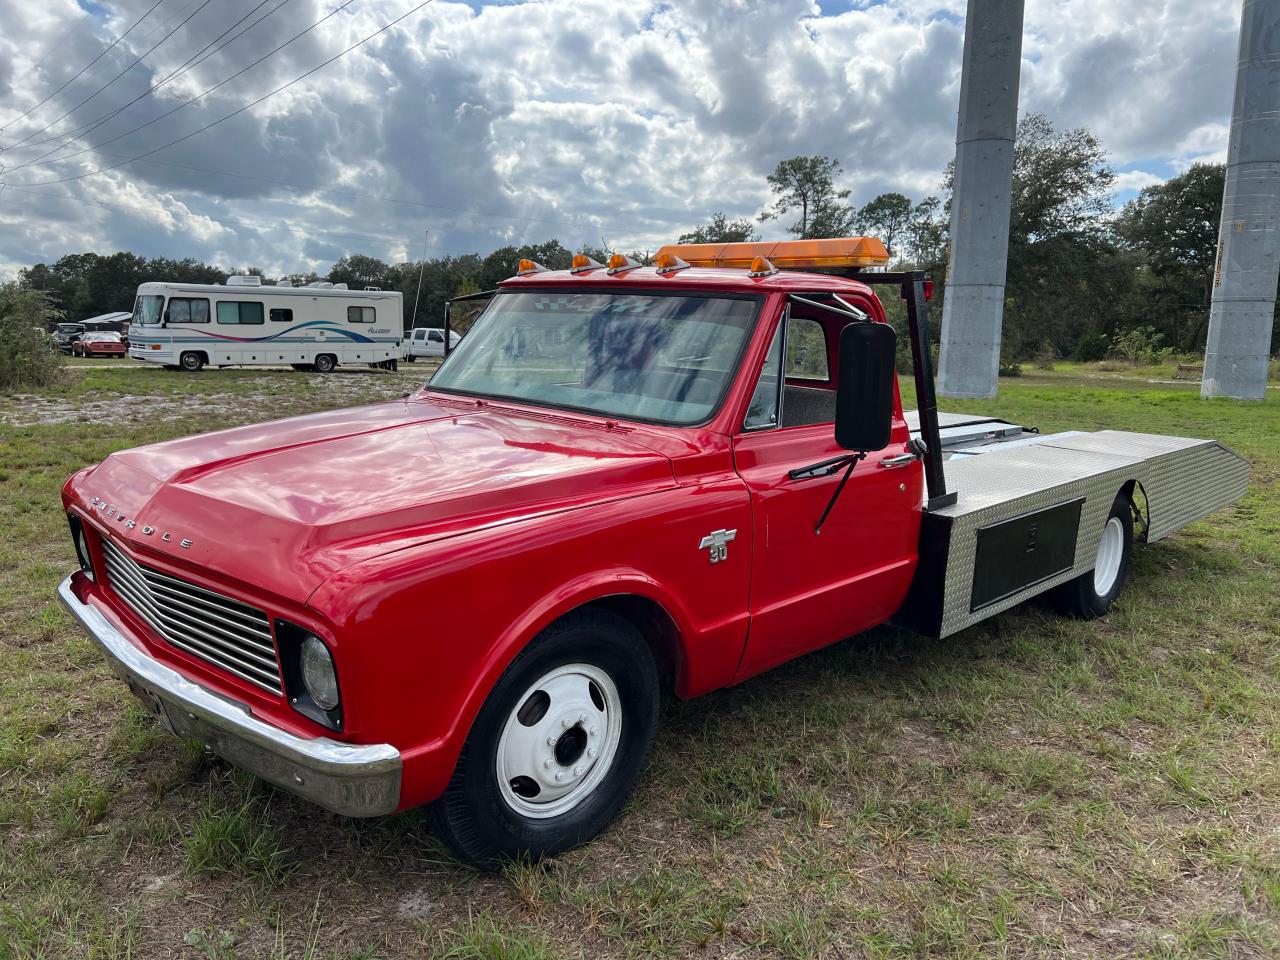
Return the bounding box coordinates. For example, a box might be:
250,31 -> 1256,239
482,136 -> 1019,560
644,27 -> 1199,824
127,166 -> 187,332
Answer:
654,237 -> 890,270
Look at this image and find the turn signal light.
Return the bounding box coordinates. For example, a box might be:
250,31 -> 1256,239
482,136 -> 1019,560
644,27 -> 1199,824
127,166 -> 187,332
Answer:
653,237 -> 889,270
516,259 -> 547,276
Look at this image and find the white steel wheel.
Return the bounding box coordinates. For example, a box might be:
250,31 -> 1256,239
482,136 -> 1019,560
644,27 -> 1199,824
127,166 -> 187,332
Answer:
495,663 -> 623,819
1093,516 -> 1125,596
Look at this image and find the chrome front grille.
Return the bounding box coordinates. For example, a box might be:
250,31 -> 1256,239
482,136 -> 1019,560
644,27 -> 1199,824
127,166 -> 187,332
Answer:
99,537 -> 282,693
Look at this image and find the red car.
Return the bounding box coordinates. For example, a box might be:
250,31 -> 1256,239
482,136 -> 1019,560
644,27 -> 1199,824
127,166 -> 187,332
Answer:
57,239 -> 1248,867
72,332 -> 127,357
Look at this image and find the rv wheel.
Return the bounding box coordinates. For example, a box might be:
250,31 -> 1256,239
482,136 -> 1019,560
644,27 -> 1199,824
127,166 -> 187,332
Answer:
179,352 -> 204,372
313,354 -> 337,373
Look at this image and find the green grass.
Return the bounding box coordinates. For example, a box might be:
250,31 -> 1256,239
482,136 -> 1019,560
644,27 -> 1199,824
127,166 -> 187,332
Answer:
1,363 -> 1278,957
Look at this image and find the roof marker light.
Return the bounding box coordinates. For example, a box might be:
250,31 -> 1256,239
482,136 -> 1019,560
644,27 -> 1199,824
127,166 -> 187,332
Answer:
571,254 -> 605,274
748,256 -> 778,278
516,259 -> 547,276
606,253 -> 641,275
653,252 -> 690,276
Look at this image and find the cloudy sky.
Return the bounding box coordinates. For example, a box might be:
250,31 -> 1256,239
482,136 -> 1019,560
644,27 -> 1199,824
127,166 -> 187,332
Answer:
0,0 -> 1242,279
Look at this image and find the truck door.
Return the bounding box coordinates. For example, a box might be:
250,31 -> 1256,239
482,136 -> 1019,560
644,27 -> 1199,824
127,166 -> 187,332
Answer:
732,309 -> 922,679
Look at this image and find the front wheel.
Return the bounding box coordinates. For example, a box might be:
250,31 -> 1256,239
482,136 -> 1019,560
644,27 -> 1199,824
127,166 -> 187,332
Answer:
427,609 -> 659,869
1051,493 -> 1134,619
313,354 -> 337,373
179,351 -> 204,372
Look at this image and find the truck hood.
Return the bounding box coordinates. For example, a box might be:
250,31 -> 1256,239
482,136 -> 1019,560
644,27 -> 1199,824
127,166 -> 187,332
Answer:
69,396 -> 675,604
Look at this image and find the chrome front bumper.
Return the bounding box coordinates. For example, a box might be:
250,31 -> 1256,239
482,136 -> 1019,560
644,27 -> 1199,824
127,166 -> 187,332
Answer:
58,575 -> 402,817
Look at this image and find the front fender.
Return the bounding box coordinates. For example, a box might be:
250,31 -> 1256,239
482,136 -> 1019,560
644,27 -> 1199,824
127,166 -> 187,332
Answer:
306,477 -> 752,808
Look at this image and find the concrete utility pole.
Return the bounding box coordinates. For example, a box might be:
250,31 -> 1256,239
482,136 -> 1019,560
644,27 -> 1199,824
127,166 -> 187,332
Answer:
1202,0 -> 1280,401
937,0 -> 1025,400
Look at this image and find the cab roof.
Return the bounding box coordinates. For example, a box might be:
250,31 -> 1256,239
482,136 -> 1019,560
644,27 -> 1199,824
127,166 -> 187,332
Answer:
499,265 -> 878,298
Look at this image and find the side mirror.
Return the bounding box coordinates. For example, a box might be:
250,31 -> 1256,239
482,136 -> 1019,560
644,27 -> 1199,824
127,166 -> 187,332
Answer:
834,322 -> 897,452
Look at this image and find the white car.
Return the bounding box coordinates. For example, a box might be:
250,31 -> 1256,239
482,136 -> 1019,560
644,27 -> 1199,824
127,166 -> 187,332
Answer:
406,327 -> 460,360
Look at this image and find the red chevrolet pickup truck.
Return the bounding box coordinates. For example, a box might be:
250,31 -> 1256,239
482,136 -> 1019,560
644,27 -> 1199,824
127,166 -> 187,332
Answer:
59,239 -> 1247,867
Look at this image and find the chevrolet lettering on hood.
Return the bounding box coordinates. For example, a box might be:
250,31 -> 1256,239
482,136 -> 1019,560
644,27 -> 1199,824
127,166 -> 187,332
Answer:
89,496 -> 192,548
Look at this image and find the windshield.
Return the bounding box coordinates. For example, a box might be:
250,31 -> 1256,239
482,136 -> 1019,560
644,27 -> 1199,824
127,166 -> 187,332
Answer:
133,295 -> 164,325
56,323 -> 83,334
431,291 -> 759,425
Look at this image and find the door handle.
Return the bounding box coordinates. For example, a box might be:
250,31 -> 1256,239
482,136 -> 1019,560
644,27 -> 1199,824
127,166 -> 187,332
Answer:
878,452 -> 918,468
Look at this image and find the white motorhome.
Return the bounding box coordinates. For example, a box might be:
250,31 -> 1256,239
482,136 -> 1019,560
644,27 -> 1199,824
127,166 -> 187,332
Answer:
127,276 -> 404,372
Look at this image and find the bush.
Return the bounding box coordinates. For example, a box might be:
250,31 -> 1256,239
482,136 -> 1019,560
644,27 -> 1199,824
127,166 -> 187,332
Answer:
0,284 -> 64,391
1108,325 -> 1164,366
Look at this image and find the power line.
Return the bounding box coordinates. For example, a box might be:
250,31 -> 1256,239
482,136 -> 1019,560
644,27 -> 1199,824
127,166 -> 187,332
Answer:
0,0 -> 171,134
3,0 -> 218,152
0,0 -> 361,177
2,0 -> 291,156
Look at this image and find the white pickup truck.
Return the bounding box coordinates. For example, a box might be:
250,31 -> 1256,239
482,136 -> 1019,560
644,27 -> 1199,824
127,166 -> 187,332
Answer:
405,326 -> 460,360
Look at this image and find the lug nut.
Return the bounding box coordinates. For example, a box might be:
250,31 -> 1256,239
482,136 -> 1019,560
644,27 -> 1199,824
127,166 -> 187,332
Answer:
573,766 -> 582,776
590,726 -> 599,736
554,771 -> 564,781
544,758 -> 553,768
587,747 -> 597,758
562,718 -> 571,728
546,736 -> 556,746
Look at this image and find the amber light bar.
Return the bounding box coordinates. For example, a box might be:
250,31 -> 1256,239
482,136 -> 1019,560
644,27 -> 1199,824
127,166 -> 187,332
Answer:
653,237 -> 889,270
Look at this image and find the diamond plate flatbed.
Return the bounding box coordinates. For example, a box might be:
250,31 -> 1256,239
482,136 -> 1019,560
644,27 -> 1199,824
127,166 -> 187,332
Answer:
894,416 -> 1250,638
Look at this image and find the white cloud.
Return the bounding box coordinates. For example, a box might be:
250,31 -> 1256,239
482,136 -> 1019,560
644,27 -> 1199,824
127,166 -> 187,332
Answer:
0,0 -> 1245,280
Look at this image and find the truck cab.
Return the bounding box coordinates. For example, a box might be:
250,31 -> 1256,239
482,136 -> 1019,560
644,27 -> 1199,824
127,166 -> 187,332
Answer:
57,238 -> 1247,868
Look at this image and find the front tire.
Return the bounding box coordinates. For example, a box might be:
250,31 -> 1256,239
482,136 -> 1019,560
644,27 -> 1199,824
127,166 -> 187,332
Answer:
179,351 -> 204,372
313,353 -> 337,373
1052,493 -> 1134,619
427,609 -> 659,869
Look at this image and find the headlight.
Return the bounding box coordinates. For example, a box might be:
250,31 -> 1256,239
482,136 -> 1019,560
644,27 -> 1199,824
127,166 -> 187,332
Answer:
300,636 -> 339,711
68,514 -> 95,581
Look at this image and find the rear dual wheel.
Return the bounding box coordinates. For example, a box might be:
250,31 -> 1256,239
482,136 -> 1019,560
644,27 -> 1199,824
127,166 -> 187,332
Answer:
428,609 -> 659,869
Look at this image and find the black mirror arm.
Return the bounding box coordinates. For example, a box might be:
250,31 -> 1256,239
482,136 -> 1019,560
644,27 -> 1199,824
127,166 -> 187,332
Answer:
813,451 -> 867,535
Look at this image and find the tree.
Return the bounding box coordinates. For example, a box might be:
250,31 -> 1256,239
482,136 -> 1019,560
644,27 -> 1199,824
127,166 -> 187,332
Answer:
906,196 -> 947,267
760,156 -> 855,239
943,113 -> 1128,359
1114,163 -> 1225,349
677,212 -> 760,244
0,284 -> 64,390
856,193 -> 913,257
330,254 -> 391,289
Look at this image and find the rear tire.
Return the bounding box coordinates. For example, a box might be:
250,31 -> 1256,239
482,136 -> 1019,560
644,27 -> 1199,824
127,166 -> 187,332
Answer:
1051,493 -> 1134,619
427,608 -> 660,869
179,351 -> 204,372
313,354 -> 337,373
405,355 -> 416,363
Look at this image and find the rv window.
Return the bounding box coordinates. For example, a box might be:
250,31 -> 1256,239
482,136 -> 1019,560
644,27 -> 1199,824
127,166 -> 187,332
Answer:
217,302 -> 265,325
167,298 -> 210,324
348,306 -> 375,323
270,308 -> 293,323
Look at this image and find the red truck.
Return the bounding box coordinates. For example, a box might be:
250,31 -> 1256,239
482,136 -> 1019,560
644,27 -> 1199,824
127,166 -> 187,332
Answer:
59,238 -> 1248,867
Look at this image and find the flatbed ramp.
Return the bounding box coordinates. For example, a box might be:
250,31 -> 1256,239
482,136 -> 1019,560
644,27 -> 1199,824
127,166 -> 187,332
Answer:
896,418 -> 1249,638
